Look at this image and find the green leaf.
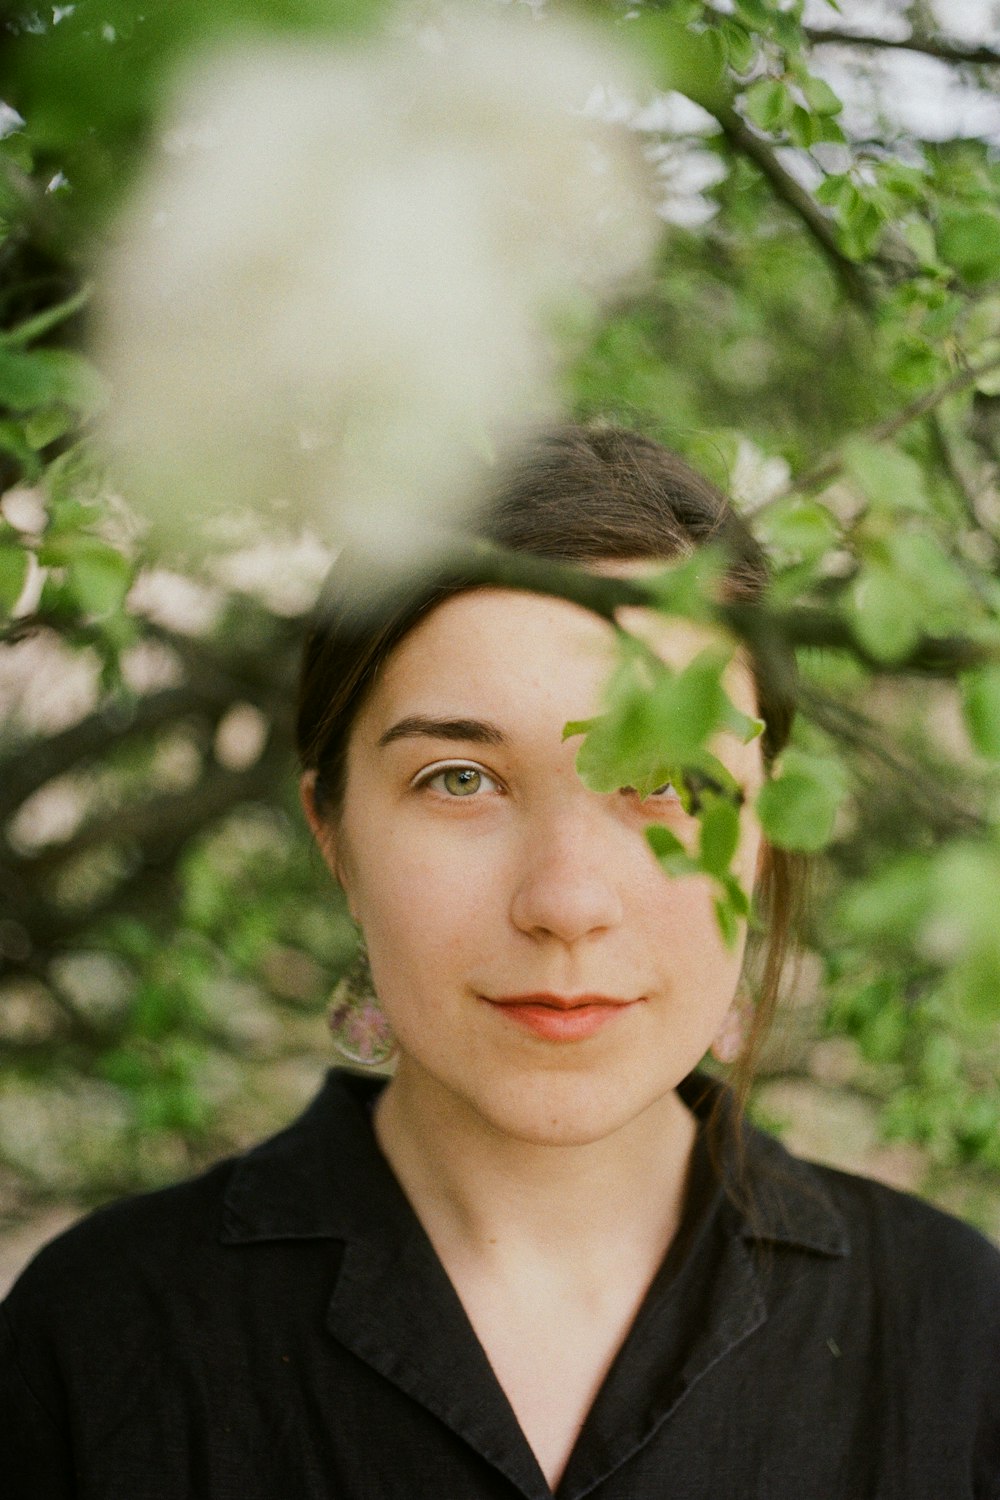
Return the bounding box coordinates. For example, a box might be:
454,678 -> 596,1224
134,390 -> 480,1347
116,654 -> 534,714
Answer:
714,893 -> 739,949
632,12 -> 727,110
66,543 -> 132,617
901,219 -> 940,270
698,794 -> 740,877
756,747 -> 845,852
566,647 -> 739,798
713,873 -> 751,950
719,18 -> 756,74
888,337 -> 942,392
719,870 -> 750,918
725,705 -> 765,745
645,824 -> 697,877
799,74 -> 842,116
843,439 -> 930,514
734,0 -> 776,29
815,173 -> 855,210
0,543 -> 29,614
883,531 -> 971,617
937,208 -> 1000,285
961,666 -> 1000,759
848,561 -> 924,662
641,547 -> 726,622
837,855 -> 933,943
0,346 -> 103,413
839,198 -> 886,261
754,496 -> 839,561
0,418 -> 40,476
743,77 -> 794,134
786,105 -> 829,149
2,284 -> 91,348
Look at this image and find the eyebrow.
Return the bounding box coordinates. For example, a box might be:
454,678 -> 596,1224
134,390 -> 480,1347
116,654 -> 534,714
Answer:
376,715 -> 510,750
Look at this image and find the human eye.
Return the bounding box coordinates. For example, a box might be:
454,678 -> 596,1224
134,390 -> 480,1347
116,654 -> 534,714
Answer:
412,761 -> 503,799
646,781 -> 680,801
621,781 -> 681,804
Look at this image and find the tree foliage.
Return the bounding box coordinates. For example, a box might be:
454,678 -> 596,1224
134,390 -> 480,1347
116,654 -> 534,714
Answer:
2,0 -> 1000,1230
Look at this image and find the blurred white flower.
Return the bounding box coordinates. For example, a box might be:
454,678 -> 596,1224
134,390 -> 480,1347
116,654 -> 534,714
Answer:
95,2 -> 659,568
729,438 -> 791,514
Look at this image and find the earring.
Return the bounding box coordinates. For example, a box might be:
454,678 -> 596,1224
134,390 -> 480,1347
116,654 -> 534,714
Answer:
710,994 -> 752,1065
327,937 -> 396,1067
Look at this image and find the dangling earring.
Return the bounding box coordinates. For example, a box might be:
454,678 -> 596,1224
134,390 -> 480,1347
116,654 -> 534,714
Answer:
710,993 -> 752,1065
327,936 -> 396,1067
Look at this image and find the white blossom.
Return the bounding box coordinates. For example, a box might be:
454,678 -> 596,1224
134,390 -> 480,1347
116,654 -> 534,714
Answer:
95,3 -> 659,567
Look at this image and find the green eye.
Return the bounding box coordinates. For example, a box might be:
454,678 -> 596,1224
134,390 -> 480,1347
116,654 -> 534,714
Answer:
442,767 -> 483,797
418,764 -> 500,798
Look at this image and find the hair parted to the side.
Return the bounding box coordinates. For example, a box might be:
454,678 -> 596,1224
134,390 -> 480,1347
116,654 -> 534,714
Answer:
297,421 -> 805,1172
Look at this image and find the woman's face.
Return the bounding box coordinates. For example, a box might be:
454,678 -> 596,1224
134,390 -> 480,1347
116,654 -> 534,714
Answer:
312,585 -> 766,1146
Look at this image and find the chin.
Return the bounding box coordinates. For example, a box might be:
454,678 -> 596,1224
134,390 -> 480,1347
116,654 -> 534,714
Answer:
473,1068 -> 672,1148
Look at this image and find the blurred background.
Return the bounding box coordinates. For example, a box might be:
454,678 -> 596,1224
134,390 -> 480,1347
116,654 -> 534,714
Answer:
3,0 -> 1000,1293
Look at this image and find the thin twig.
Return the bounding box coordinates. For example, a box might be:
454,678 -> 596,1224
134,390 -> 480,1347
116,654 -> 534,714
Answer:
926,410 -> 991,534
796,681 -> 984,837
778,350 -> 1000,498
804,26 -> 1000,69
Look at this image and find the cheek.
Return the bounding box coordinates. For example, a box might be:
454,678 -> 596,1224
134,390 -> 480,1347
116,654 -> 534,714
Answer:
343,815 -> 498,970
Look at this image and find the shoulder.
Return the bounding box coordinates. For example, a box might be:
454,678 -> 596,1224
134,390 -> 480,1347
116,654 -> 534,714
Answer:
2,1068 -> 381,1329
3,1153 -> 239,1329
817,1157 -> 1000,1276
751,1127 -> 1000,1327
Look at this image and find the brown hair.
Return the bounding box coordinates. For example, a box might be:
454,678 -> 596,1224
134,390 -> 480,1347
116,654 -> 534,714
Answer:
297,422 -> 802,1140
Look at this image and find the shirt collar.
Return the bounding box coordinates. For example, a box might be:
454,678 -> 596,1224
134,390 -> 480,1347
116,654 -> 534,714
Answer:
221,1068 -> 848,1500
221,1066 -> 849,1260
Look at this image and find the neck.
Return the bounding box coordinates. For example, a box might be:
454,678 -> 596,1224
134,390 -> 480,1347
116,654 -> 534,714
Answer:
372,1061 -> 697,1279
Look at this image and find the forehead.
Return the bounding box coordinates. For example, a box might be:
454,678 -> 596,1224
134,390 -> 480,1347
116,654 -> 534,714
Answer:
353,586 -> 758,741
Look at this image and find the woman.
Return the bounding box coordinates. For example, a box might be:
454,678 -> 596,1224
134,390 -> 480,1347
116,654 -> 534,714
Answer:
4,424 -> 999,1498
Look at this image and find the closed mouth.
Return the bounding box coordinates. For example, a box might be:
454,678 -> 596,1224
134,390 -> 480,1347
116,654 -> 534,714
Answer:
484,993 -> 639,1009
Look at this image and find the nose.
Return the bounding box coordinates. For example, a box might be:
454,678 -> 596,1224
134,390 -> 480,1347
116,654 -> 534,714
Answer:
508,801 -> 626,945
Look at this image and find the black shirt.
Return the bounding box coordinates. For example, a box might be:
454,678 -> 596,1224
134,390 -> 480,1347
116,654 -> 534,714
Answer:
3,1068 -> 999,1499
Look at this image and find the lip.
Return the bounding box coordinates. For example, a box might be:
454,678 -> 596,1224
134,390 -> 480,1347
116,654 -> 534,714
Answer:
482,992 -> 642,1042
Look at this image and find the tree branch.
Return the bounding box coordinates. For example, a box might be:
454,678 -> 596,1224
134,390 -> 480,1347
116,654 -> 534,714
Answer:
708,101 -> 876,311
796,681 -> 984,837
0,616 -> 301,825
804,26 -> 1000,69
0,732 -> 292,958
780,350 -> 1000,497
0,684 -> 222,825
363,539 -> 999,682
11,718 -> 292,878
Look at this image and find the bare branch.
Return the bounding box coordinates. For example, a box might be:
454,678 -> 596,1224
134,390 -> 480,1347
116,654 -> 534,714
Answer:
804,26 -> 1000,69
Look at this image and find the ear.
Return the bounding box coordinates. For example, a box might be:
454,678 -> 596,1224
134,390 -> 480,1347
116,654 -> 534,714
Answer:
299,769 -> 326,843
300,771 -> 352,905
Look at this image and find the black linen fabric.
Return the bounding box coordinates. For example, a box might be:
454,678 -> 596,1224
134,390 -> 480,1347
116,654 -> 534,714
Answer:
3,1067 -> 999,1500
